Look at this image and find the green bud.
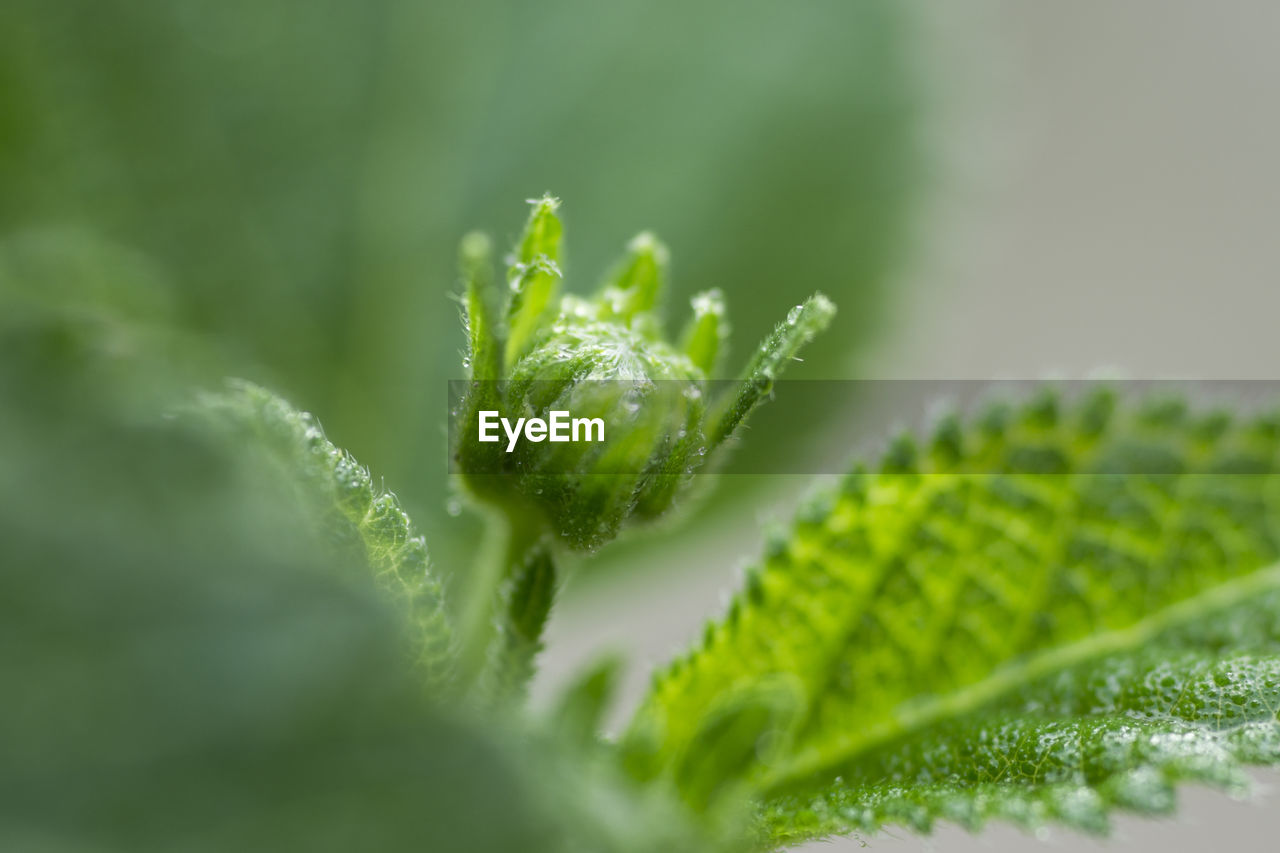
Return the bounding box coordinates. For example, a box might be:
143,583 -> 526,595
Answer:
454,197 -> 835,551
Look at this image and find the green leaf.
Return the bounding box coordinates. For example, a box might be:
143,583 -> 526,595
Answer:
552,654 -> 626,745
193,380 -> 455,690
631,388 -> 1280,845
762,587 -> 1280,844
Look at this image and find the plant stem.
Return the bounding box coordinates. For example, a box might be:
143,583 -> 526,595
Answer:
455,501 -> 546,690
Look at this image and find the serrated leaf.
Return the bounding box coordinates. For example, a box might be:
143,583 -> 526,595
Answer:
762,589 -> 1280,843
630,388 -> 1280,847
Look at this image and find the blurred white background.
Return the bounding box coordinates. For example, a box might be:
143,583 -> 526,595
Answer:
538,2 -> 1280,850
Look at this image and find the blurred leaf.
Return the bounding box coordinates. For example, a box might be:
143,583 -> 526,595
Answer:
0,232 -> 721,853
190,380 -> 455,689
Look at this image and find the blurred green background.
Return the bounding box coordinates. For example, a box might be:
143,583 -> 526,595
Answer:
0,0 -> 919,571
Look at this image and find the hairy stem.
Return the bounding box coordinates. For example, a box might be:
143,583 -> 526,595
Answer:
482,545 -> 557,707
455,501 -> 548,690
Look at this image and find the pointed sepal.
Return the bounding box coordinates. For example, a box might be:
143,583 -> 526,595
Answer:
505,195 -> 563,367
709,293 -> 835,446
680,289 -> 728,375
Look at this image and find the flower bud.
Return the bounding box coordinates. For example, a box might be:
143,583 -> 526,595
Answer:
454,197 -> 834,551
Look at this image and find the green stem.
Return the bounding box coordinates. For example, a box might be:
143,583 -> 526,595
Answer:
455,501 -> 546,690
